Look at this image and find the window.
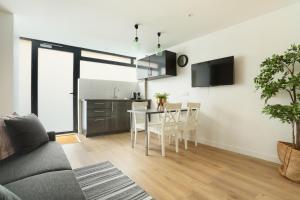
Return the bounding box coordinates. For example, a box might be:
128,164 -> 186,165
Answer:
80,61 -> 137,82
81,50 -> 132,64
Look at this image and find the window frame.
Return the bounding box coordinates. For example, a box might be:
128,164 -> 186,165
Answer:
22,37 -> 136,134
80,48 -> 136,67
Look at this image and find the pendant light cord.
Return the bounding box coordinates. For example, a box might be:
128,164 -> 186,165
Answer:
134,24 -> 139,42
136,28 -> 137,38
157,32 -> 161,48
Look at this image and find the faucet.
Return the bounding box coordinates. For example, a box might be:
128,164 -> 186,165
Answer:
113,86 -> 120,99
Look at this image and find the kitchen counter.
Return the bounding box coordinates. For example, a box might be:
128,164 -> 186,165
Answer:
83,98 -> 151,101
79,99 -> 151,137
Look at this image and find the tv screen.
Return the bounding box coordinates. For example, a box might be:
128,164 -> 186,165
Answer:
191,56 -> 234,87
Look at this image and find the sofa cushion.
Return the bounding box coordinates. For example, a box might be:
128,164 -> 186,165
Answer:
4,170 -> 86,200
4,114 -> 49,154
0,114 -> 18,160
0,142 -> 71,185
0,185 -> 21,200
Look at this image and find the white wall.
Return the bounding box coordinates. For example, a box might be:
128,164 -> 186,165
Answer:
0,11 -> 14,116
14,39 -> 31,115
148,3 -> 300,163
78,79 -> 141,100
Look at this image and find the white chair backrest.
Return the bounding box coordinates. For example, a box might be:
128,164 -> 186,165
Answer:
132,102 -> 148,124
162,103 -> 182,129
185,102 -> 200,128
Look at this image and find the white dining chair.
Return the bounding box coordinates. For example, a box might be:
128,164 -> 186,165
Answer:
179,102 -> 200,150
148,103 -> 182,156
132,101 -> 148,147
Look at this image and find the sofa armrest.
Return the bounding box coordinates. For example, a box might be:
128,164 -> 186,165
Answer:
47,131 -> 56,141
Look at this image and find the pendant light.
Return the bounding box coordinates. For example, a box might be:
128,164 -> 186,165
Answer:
132,24 -> 140,50
156,32 -> 163,56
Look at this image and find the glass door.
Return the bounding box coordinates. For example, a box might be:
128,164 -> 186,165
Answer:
31,41 -> 80,133
37,48 -> 74,132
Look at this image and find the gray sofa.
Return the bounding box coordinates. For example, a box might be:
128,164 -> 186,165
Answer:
0,132 -> 86,200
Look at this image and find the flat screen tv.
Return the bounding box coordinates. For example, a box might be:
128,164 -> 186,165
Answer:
191,56 -> 234,87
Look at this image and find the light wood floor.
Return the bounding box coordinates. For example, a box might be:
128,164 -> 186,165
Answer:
56,133 -> 81,145
62,133 -> 300,200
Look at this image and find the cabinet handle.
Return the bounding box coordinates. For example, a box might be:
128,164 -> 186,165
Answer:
112,102 -> 114,112
94,118 -> 105,122
94,110 -> 104,113
94,102 -> 104,105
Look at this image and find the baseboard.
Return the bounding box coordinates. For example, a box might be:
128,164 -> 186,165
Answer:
196,138 -> 280,164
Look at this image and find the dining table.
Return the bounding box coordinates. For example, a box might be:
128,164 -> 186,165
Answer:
127,108 -> 189,156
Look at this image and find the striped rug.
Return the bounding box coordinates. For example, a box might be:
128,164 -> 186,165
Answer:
74,161 -> 154,200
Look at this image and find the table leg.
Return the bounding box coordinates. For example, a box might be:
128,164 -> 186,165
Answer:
130,112 -> 134,148
145,113 -> 148,156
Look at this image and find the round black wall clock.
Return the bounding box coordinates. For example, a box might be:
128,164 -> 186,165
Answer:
177,55 -> 189,67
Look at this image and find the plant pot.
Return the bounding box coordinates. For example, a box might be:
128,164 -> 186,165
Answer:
157,98 -> 166,111
277,141 -> 300,182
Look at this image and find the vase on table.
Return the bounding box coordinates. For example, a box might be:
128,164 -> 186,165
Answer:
157,98 -> 166,111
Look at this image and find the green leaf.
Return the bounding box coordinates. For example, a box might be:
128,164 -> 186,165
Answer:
254,44 -> 300,124
263,104 -> 300,124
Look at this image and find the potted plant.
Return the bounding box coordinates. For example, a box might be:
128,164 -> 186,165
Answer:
254,44 -> 300,182
154,92 -> 169,111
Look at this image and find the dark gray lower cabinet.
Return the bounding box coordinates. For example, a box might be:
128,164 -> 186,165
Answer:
82,99 -> 148,137
111,101 -> 131,132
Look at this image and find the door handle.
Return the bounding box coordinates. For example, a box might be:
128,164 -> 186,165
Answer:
69,92 -> 74,95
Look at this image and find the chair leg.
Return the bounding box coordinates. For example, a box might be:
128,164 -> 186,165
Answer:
134,128 -> 138,147
175,135 -> 179,153
148,131 -> 150,150
194,130 -> 197,146
158,135 -> 161,144
161,135 -> 165,156
182,130 -> 188,150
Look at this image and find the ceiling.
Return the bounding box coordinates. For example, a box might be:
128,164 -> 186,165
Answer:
0,0 -> 299,57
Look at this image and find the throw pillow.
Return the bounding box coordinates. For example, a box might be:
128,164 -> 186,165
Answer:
4,114 -> 49,154
0,185 -> 21,200
0,113 -> 18,160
